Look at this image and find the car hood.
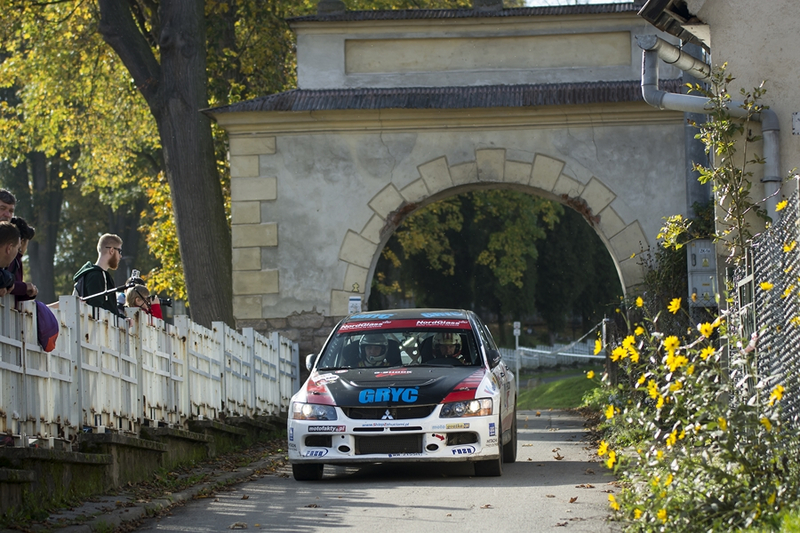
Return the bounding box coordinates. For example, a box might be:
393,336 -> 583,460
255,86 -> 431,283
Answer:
298,366 -> 498,407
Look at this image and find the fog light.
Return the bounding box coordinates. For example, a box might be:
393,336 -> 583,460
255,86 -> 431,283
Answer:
426,443 -> 439,451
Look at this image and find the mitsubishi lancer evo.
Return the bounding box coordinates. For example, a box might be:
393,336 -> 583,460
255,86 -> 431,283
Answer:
287,308 -> 517,481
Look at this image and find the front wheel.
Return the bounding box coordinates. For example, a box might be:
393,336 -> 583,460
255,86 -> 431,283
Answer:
503,408 -> 517,463
292,463 -> 324,481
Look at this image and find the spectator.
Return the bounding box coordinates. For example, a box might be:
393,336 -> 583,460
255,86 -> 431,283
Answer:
73,233 -> 125,317
125,284 -> 162,320
0,189 -> 15,222
0,221 -> 21,298
9,216 -> 38,302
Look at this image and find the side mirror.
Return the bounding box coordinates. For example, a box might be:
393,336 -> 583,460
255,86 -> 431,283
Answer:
305,353 -> 318,371
486,349 -> 502,369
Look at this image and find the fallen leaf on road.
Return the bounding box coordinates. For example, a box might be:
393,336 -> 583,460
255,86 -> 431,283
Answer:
546,494 -> 556,498
480,504 -> 493,509
527,458 -> 532,461
536,411 -> 541,416
555,522 -> 567,527
554,453 -> 564,460
601,489 -> 614,494
446,513 -> 452,517
229,523 -> 247,529
305,503 -> 320,508
569,497 -> 578,503
552,448 -> 561,452
522,443 -> 533,447
575,484 -> 595,489
241,495 -> 249,500
585,469 -> 595,475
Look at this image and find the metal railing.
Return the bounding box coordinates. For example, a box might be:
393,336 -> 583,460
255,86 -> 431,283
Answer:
0,295 -> 299,449
500,339 -> 602,371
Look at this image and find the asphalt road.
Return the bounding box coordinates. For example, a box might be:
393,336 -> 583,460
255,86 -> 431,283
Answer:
131,410 -> 621,533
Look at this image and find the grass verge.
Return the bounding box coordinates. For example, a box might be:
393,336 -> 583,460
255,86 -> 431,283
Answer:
518,371 -> 600,410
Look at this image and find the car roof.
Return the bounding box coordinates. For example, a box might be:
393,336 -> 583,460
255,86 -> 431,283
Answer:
343,308 -> 471,324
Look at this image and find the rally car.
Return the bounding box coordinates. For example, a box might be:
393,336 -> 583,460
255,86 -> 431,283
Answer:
287,308 -> 517,481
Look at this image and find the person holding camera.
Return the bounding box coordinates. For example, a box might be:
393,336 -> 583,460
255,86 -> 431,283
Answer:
0,221 -> 21,297
124,284 -> 162,320
73,233 -> 126,318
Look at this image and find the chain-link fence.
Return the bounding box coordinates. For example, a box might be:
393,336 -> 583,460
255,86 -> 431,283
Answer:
731,188 -> 800,424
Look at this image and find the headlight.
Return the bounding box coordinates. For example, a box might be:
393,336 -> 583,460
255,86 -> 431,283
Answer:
291,402 -> 338,420
440,398 -> 492,418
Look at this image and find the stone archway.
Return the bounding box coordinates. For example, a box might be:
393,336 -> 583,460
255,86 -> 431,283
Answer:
334,148 -> 648,316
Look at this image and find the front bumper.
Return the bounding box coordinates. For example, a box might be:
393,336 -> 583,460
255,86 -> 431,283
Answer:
288,405 -> 500,464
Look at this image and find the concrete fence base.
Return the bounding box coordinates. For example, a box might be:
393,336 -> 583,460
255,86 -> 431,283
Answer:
0,416 -> 286,522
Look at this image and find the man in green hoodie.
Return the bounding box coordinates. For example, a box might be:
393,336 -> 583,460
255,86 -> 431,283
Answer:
73,233 -> 125,317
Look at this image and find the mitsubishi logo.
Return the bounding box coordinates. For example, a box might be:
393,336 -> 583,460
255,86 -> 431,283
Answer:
381,409 -> 394,420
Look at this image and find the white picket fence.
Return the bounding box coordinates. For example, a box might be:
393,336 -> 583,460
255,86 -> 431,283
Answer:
0,294 -> 299,449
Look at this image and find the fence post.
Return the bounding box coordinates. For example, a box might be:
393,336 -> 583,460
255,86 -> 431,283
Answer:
212,321 -> 227,417
63,295 -> 83,432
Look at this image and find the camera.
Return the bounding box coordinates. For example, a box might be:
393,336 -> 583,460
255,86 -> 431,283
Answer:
149,294 -> 172,307
128,269 -> 144,287
0,268 -> 14,290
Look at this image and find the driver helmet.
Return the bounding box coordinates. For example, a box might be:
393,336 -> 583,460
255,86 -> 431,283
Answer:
360,334 -> 388,364
433,332 -> 461,356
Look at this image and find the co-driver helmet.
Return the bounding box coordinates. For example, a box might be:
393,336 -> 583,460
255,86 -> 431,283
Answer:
360,334 -> 388,364
433,332 -> 461,355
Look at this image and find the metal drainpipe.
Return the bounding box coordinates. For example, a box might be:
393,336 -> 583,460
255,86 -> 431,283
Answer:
636,35 -> 782,221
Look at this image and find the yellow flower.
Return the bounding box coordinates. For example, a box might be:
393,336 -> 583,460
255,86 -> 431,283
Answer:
597,440 -> 608,457
647,379 -> 658,399
718,417 -> 727,431
665,473 -> 673,486
760,281 -> 774,291
691,292 -> 697,302
628,346 -> 640,363
594,339 -> 603,355
634,509 -> 643,519
611,346 -> 627,362
608,494 -> 620,511
657,450 -> 664,459
586,370 -> 595,380
782,285 -> 795,299
606,450 -> 617,468
776,199 -> 788,211
668,297 -> 681,314
769,384 -> 785,406
700,346 -> 715,360
760,417 -> 773,431
784,241 -> 797,253
635,325 -> 645,336
698,322 -> 714,338
768,492 -> 776,506
635,296 -> 644,308
605,405 -> 616,419
656,395 -> 665,409
637,374 -> 646,385
711,316 -> 724,328
670,381 -> 682,392
657,508 -> 667,522
687,364 -> 695,375
666,429 -> 678,447
667,354 -> 688,372
663,335 -> 680,355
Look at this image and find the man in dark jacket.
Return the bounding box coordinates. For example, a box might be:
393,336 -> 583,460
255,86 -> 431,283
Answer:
73,234 -> 125,317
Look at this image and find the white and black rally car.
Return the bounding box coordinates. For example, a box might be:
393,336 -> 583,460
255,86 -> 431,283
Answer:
288,308 -> 517,480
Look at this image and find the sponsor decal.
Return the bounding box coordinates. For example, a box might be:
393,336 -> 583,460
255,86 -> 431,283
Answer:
381,409 -> 394,420
313,373 -> 339,385
485,438 -> 498,446
359,421 -> 410,428
374,369 -> 412,378
308,425 -> 346,433
415,319 -> 470,328
358,387 -> 419,403
289,427 -> 294,441
489,422 -> 496,437
445,423 -> 470,429
420,311 -> 465,318
387,453 -> 423,457
432,433 -> 446,442
303,449 -> 328,458
350,313 -> 395,320
451,446 -> 476,455
288,442 -> 297,449
338,321 -> 392,332
432,425 -> 446,430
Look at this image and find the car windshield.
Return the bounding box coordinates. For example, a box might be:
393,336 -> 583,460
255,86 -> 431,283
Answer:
316,328 -> 481,369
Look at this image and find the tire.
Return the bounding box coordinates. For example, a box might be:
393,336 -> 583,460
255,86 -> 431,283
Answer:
292,463 -> 324,481
503,408 -> 518,464
474,416 -> 503,477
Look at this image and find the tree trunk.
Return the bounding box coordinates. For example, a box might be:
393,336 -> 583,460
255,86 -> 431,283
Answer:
25,152 -> 62,304
99,0 -> 234,327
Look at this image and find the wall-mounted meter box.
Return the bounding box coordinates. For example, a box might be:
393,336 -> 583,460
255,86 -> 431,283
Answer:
687,239 -> 717,307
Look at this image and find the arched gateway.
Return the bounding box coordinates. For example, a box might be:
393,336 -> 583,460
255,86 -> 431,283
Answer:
208,2 -> 689,353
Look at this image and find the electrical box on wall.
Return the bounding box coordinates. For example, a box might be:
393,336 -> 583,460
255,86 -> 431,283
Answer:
687,239 -> 718,307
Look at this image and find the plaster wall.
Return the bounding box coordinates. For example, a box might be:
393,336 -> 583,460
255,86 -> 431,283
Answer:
693,0 -> 800,196
294,15 -> 681,89
223,106 -> 686,322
